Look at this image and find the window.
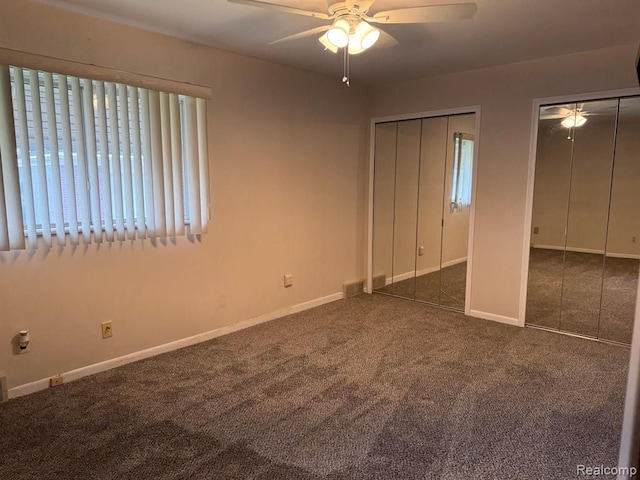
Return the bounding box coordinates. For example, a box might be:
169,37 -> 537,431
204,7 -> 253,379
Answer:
450,132 -> 473,213
0,64 -> 209,251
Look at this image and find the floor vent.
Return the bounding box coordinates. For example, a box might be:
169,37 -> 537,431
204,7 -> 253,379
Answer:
372,275 -> 386,290
343,280 -> 365,298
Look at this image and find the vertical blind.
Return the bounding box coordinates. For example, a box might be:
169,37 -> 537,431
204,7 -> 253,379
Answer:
0,64 -> 209,251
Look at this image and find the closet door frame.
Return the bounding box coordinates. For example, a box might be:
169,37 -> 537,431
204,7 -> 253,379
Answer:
519,87 -> 640,326
366,105 -> 481,317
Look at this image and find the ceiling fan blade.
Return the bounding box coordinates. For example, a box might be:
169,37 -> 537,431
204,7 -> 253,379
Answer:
370,2 -> 477,24
540,114 -> 568,120
227,0 -> 332,20
269,25 -> 331,45
542,106 -> 572,116
376,29 -> 399,48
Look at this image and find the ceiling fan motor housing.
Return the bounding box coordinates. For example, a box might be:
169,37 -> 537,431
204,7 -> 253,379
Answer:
328,1 -> 369,17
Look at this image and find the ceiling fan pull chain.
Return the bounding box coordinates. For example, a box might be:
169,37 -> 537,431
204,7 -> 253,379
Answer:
342,48 -> 350,86
347,50 -> 350,86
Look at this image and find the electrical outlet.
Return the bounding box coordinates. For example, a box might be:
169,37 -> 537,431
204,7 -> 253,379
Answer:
533,226 -> 540,234
101,321 -> 113,339
283,273 -> 293,288
50,375 -> 64,387
418,246 -> 425,256
0,373 -> 8,402
633,236 -> 637,244
14,330 -> 30,355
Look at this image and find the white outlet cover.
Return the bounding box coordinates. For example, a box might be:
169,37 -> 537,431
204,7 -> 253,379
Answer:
50,375 -> 64,387
283,273 -> 293,288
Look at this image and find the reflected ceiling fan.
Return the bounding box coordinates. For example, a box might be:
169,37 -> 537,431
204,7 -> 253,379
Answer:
540,104 -> 592,128
540,102 -> 624,129
228,0 -> 478,83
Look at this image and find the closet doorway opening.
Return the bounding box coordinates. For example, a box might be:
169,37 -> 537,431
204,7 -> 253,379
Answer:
367,108 -> 480,314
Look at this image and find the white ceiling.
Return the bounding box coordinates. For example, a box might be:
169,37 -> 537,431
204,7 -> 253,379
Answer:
38,0 -> 640,85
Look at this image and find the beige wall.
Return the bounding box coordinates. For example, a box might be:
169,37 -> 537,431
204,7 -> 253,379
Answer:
0,0 -> 369,389
608,115 -> 640,256
371,44 -> 639,320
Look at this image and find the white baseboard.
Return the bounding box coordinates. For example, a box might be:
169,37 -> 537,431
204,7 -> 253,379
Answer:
442,256 -> 468,268
416,256 -> 467,276
469,309 -> 523,327
385,257 -> 469,285
392,271 -> 415,283
8,291 -> 344,400
532,244 -> 640,260
416,265 -> 439,276
607,252 -> 640,260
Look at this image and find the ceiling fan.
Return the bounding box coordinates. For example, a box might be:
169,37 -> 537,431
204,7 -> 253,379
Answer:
540,102 -> 624,128
228,1 -> 478,81
540,104 -> 591,128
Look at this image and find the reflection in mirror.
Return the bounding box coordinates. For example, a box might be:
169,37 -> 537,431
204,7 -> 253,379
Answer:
527,97 -> 640,344
371,112 -> 475,312
600,97 -> 640,344
415,117 -> 448,305
372,123 -> 397,291
526,103 -> 578,329
373,120 -> 421,300
439,115 -> 475,310
388,120 -> 421,299
527,103 -> 575,329
560,99 -> 617,337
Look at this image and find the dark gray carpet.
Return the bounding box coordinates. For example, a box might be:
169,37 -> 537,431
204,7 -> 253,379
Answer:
526,248 -> 638,344
376,262 -> 467,311
0,295 -> 629,479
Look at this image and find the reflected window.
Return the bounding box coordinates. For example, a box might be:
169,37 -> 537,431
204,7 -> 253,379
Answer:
450,132 -> 473,213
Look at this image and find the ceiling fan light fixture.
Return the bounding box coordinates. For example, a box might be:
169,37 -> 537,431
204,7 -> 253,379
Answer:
347,20 -> 380,55
561,113 -> 587,128
355,21 -> 380,50
361,29 -> 380,49
319,33 -> 338,53
327,18 -> 350,48
348,42 -> 365,55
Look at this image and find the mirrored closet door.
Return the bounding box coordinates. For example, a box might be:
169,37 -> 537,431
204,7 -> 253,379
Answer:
372,113 -> 476,312
526,97 -> 640,345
